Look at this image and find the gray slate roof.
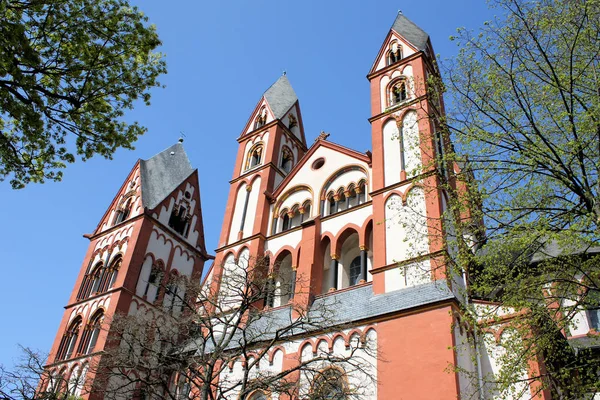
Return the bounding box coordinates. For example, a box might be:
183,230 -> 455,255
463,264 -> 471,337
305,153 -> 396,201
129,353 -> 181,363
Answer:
391,13 -> 429,51
263,75 -> 298,119
185,281 -> 455,355
140,143 -> 194,210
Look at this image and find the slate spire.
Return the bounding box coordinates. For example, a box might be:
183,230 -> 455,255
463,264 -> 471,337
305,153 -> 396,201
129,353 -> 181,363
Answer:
263,75 -> 298,120
391,12 -> 429,51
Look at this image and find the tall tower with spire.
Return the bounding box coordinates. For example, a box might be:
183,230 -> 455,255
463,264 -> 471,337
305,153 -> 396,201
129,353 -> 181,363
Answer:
43,144 -> 210,399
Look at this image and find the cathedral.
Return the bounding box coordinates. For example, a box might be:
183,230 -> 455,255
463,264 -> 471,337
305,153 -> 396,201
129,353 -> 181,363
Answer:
42,13 -> 585,400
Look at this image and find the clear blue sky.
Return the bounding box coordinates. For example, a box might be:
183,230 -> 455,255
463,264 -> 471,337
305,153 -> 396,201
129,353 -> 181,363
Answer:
0,1 -> 492,368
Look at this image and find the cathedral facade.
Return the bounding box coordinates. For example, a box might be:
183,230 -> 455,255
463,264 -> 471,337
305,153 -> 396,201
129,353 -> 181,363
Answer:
41,14 -> 524,400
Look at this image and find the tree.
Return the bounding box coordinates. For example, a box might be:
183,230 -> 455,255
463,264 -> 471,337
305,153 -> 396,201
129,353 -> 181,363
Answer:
88,256 -> 377,400
0,0 -> 166,189
437,0 -> 600,397
0,346 -> 85,400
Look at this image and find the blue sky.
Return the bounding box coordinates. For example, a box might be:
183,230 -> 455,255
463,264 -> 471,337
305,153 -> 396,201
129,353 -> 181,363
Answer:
0,1 -> 492,367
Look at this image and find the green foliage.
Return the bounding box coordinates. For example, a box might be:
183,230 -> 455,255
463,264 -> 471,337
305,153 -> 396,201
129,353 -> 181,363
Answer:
439,0 -> 600,397
0,0 -> 166,188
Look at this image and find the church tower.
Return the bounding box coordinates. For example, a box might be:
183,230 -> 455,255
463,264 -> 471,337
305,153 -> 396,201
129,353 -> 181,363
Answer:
207,76 -> 307,304
367,12 -> 450,294
43,143 -> 210,399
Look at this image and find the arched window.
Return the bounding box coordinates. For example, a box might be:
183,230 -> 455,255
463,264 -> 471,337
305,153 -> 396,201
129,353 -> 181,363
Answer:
254,107 -> 267,130
356,181 -> 366,204
387,42 -> 402,65
281,212 -> 291,232
288,114 -> 298,129
390,80 -> 408,106
311,368 -> 348,400
301,201 -> 311,223
57,317 -> 82,361
348,256 -> 362,286
168,202 -> 191,237
246,144 -> 264,170
280,146 -> 294,173
89,263 -> 104,296
113,197 -> 133,225
144,266 -> 163,302
107,256 -> 122,289
328,193 -> 336,216
248,390 -> 268,400
78,310 -> 104,355
78,262 -> 100,300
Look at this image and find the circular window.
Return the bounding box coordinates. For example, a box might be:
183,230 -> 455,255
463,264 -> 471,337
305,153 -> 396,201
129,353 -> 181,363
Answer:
312,158 -> 325,170
184,191 -> 191,199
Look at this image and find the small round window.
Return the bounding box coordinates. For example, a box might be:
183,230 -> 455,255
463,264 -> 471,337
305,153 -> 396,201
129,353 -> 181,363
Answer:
312,158 -> 325,170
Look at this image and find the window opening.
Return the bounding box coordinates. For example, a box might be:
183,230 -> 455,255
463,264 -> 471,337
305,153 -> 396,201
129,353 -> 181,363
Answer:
282,213 -> 291,231
57,317 -> 82,360
587,289 -> 600,330
387,42 -> 402,65
280,147 -> 294,173
391,81 -> 407,106
311,368 -> 348,400
113,198 -> 133,225
246,144 -> 264,170
254,108 -> 267,130
79,310 -> 104,355
349,256 -> 362,286
168,202 -> 191,237
144,267 -> 162,300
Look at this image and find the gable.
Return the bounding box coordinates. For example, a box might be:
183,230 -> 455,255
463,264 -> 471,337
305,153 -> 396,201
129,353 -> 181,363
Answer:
272,142 -> 372,210
94,162 -> 143,235
370,31 -> 419,75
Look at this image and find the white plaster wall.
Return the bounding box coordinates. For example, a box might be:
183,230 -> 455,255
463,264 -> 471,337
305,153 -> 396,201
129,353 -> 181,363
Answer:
242,177 -> 261,238
135,255 -> 154,298
379,75 -> 390,112
383,119 -> 402,187
384,188 -> 429,265
273,171 -> 284,188
228,183 -> 247,244
374,35 -> 417,71
327,169 -> 367,194
243,100 -> 274,135
402,110 -> 422,178
278,188 -> 312,213
146,228 -> 174,265
172,246 -> 194,277
384,259 -> 431,292
100,170 -> 142,233
298,328 -> 378,400
480,330 -> 530,400
564,297 -> 592,336
94,225 -> 133,251
155,182 -> 201,246
321,205 -> 372,239
453,324 -> 478,400
265,229 -> 302,257
216,326 -> 377,400
274,146 -> 371,218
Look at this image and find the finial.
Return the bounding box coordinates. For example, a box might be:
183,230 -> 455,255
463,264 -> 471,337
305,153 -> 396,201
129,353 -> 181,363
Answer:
178,131 -> 186,143
282,70 -> 287,76
314,131 -> 331,142
398,9 -> 403,14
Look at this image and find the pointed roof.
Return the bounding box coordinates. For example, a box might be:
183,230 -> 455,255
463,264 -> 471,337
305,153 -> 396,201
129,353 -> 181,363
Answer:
140,143 -> 195,209
263,75 -> 298,119
391,13 -> 429,51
